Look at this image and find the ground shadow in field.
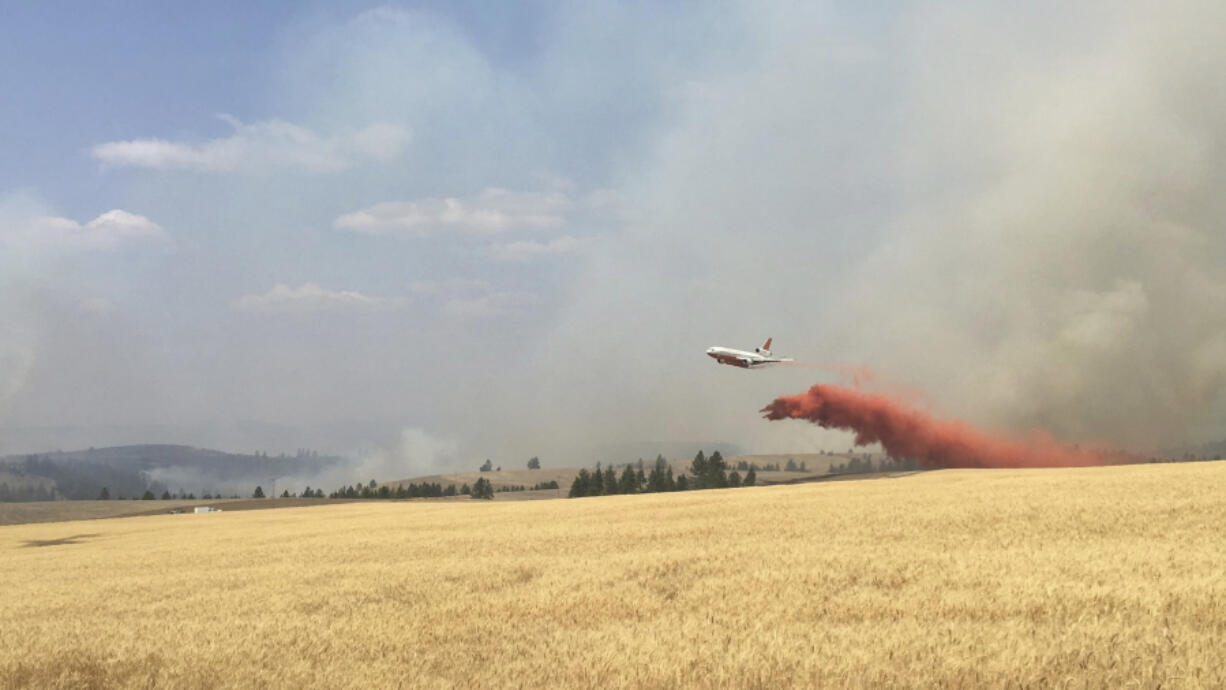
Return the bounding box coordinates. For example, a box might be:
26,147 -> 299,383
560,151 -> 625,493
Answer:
21,533 -> 102,548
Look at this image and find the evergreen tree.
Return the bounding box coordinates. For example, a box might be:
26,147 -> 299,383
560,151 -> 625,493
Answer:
569,469 -> 591,498
480,459 -> 493,472
141,490 -> 155,500
675,474 -> 689,491
785,458 -> 798,471
728,470 -> 742,488
461,483 -> 472,495
619,465 -> 637,494
97,487 -> 110,500
708,451 -> 728,488
253,486 -> 265,498
603,465 -> 619,495
591,465 -> 604,496
472,477 -> 494,499
281,489 -> 291,498
161,490 -> 171,500
690,451 -> 708,485
527,456 -> 541,470
665,465 -> 676,491
744,467 -> 757,487
647,455 -> 669,492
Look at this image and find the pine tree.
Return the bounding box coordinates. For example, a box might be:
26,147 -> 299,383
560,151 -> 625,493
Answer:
690,451 -> 708,486
472,477 -> 494,499
728,470 -> 742,488
744,467 -> 757,486
603,465 -> 619,495
647,455 -> 669,492
253,486 -> 265,498
161,490 -> 171,500
591,466 -> 604,496
97,487 -> 110,500
527,456 -> 541,470
141,490 -> 155,500
708,451 -> 728,488
619,465 -> 637,494
675,474 -> 689,491
569,469 -> 591,498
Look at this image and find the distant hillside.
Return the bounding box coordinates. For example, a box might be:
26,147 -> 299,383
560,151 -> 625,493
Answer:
0,445 -> 344,501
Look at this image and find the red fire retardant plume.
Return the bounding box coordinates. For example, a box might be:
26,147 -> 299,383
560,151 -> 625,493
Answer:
761,384 -> 1121,468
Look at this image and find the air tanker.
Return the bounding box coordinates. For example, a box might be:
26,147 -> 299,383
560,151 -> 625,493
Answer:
705,338 -> 794,369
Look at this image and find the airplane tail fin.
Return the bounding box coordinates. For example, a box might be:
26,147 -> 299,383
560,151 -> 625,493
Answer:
756,337 -> 773,355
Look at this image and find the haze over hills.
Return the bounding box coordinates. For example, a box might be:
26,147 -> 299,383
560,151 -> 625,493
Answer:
0,444 -> 342,500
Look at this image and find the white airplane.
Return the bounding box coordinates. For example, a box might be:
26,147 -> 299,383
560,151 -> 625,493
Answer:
706,338 -> 794,369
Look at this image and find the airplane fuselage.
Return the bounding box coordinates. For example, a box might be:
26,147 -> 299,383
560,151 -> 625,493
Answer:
706,346 -> 764,368
705,342 -> 793,369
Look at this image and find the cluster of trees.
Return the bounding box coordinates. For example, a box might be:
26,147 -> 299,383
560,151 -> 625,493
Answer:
1150,453 -> 1224,463
328,480 -> 458,499
495,480 -> 559,492
568,452 -> 757,498
479,456 -> 543,472
314,477 -> 503,500
471,477 -> 494,499
828,455 -> 922,475
0,482 -> 56,502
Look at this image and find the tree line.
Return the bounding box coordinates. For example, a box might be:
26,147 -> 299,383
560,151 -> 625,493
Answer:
828,454 -> 922,475
568,451 -> 757,498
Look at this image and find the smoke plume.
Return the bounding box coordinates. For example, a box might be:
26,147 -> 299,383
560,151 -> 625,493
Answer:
762,384 -> 1127,468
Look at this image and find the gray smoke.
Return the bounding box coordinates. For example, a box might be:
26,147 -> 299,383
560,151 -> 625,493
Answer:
524,1 -> 1226,456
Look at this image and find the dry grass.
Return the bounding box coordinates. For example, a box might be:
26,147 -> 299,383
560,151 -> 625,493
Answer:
2,462 -> 1224,688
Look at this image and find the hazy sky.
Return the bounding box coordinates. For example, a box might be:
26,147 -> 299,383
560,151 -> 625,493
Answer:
3,2 -> 1225,471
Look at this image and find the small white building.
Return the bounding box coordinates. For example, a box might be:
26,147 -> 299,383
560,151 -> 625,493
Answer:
193,506 -> 222,513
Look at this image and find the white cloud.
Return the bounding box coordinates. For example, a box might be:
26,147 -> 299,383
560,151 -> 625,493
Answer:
235,283 -> 399,313
333,187 -> 569,237
91,115 -> 411,174
6,209 -> 167,252
487,235 -> 586,262
234,279 -> 535,318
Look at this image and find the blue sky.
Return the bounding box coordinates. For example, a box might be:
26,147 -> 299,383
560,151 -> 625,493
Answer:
2,2 -> 1225,471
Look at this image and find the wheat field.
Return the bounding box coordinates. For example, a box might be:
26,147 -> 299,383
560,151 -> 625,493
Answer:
2,462 -> 1224,688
